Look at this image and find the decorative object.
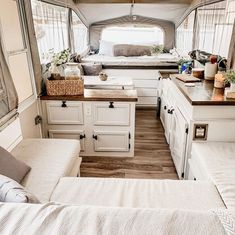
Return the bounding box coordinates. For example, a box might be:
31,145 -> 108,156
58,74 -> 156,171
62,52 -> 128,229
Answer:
46,78 -> 84,96
178,59 -> 192,74
205,62 -> 217,80
50,49 -> 70,80
82,63 -> 102,76
224,70 -> 235,91
99,72 -> 108,81
150,45 -> 164,56
192,68 -> 204,79
214,73 -> 225,89
64,63 -> 81,80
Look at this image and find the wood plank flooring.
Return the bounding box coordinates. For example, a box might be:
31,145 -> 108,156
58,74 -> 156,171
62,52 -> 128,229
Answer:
80,109 -> 178,179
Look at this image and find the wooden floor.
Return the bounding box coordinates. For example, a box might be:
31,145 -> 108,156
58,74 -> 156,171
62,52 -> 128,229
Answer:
80,109 -> 178,179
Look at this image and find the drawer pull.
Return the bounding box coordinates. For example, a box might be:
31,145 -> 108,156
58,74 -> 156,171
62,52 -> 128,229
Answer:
168,109 -> 174,114
61,101 -> 67,108
109,102 -> 114,108
93,135 -> 98,140
80,134 -> 86,140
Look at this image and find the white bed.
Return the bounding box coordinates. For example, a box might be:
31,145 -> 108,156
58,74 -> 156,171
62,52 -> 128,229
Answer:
82,53 -> 179,67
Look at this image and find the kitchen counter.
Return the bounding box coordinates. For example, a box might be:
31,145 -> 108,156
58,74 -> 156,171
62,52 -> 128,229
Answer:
40,89 -> 138,102
170,74 -> 235,106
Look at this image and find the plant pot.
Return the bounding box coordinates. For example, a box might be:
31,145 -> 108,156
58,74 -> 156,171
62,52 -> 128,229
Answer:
230,83 -> 235,92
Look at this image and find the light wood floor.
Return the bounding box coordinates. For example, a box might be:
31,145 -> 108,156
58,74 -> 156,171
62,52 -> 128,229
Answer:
80,109 -> 178,179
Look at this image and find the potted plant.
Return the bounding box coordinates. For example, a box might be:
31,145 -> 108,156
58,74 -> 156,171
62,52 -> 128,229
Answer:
224,70 -> 235,91
151,45 -> 164,56
50,49 -> 70,80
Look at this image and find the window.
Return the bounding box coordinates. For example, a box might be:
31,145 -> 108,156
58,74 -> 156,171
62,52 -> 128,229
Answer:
195,1 -> 233,57
176,11 -> 195,55
31,0 -> 69,63
101,26 -> 164,45
71,11 -> 88,54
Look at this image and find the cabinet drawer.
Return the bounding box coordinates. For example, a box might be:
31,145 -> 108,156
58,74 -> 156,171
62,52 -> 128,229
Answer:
137,88 -> 158,97
48,129 -> 85,151
46,101 -> 83,125
93,131 -> 129,152
134,79 -> 158,88
137,97 -> 157,105
94,103 -> 130,126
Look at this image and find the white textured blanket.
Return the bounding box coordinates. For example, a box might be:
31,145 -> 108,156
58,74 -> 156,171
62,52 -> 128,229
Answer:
0,202 -> 231,235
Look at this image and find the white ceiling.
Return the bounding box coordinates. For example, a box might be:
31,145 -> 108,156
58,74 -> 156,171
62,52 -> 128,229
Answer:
77,3 -> 190,25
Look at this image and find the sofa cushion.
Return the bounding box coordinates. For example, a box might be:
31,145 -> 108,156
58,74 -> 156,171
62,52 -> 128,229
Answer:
0,146 -> 30,183
113,44 -> 151,57
0,174 -> 40,203
11,139 -> 81,203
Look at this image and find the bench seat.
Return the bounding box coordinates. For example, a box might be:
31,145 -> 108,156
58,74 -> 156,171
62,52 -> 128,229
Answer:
11,139 -> 81,203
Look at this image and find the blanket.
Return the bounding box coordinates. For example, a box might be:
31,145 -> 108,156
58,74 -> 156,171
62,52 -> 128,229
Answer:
0,202 -> 233,235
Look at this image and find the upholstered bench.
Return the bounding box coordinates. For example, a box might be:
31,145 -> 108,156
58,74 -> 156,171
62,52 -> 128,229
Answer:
11,139 -> 81,203
189,142 -> 235,209
50,177 -> 225,211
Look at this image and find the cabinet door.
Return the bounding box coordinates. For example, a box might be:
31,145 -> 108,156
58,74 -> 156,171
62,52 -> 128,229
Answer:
93,131 -> 130,152
169,108 -> 188,178
94,103 -> 130,126
48,129 -> 85,152
46,101 -> 83,125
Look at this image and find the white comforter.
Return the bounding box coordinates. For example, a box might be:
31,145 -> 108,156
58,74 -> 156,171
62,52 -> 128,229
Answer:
0,202 -> 232,235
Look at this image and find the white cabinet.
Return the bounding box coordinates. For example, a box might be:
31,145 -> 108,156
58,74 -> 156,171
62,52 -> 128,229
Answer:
93,131 -> 130,152
94,103 -> 130,126
169,108 -> 188,178
46,101 -> 83,125
42,100 -> 136,157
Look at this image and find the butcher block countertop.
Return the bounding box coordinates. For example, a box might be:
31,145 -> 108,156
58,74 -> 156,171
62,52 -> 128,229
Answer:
170,74 -> 235,106
40,89 -> 138,102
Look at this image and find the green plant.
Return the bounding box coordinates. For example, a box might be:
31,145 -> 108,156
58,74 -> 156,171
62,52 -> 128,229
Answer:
51,49 -> 70,66
224,70 -> 235,84
151,45 -> 164,55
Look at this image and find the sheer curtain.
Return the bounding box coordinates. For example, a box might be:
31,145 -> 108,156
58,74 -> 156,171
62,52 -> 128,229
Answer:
0,34 -> 18,126
31,0 -> 69,63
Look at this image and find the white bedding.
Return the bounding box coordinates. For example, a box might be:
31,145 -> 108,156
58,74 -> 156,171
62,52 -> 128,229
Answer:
0,202 -> 231,235
51,178 -> 225,210
82,53 -> 179,66
11,139 -> 81,203
192,142 -> 235,209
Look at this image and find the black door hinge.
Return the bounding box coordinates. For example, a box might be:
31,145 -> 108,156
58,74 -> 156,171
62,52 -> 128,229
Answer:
35,115 -> 42,125
129,133 -> 131,139
181,172 -> 185,179
185,128 -> 189,134
129,143 -> 131,149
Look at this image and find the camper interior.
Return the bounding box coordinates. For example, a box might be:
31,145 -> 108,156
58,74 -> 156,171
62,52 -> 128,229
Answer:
0,0 -> 235,234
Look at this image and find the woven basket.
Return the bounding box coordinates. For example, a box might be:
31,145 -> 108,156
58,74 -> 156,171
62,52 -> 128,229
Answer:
46,78 -> 84,96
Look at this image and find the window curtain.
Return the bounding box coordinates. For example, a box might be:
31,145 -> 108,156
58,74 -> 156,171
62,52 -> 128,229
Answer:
0,34 -> 18,126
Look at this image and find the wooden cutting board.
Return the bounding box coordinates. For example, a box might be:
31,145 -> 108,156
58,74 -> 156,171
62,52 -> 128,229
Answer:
175,74 -> 201,83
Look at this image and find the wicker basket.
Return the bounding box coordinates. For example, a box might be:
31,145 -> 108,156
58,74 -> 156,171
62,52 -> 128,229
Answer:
46,78 -> 84,96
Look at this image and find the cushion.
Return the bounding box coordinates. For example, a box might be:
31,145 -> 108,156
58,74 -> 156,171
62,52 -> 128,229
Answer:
82,63 -> 102,76
0,175 -> 40,203
99,40 -> 115,56
0,146 -> 30,183
113,44 -> 151,57
11,139 -> 81,203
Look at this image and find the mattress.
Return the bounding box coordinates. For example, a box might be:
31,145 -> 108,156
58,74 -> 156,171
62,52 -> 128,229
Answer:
191,142 -> 235,209
82,54 -> 179,66
51,177 -> 225,210
11,139 -> 81,203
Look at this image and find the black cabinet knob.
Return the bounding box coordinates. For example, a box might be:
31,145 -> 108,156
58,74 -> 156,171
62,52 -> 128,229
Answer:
80,134 -> 86,140
61,101 -> 67,108
109,102 -> 114,108
93,135 -> 98,140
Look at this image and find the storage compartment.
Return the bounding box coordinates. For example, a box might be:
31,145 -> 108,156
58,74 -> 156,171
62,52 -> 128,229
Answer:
93,131 -> 130,152
48,129 -> 85,151
46,101 -> 83,125
93,103 -> 130,126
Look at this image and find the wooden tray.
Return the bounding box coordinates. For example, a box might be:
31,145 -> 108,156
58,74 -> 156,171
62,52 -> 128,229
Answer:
175,74 -> 201,83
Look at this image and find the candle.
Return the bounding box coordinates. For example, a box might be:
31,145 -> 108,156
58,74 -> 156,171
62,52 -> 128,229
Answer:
214,73 -> 225,88
205,62 -> 218,80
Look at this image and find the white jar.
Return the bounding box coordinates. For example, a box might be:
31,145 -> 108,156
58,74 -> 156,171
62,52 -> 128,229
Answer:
64,63 -> 81,80
205,62 -> 218,80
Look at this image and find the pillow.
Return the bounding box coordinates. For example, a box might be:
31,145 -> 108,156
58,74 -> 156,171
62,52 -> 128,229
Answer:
82,63 -> 102,76
99,40 -> 115,56
0,174 -> 40,203
113,44 -> 151,57
0,146 -> 31,183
